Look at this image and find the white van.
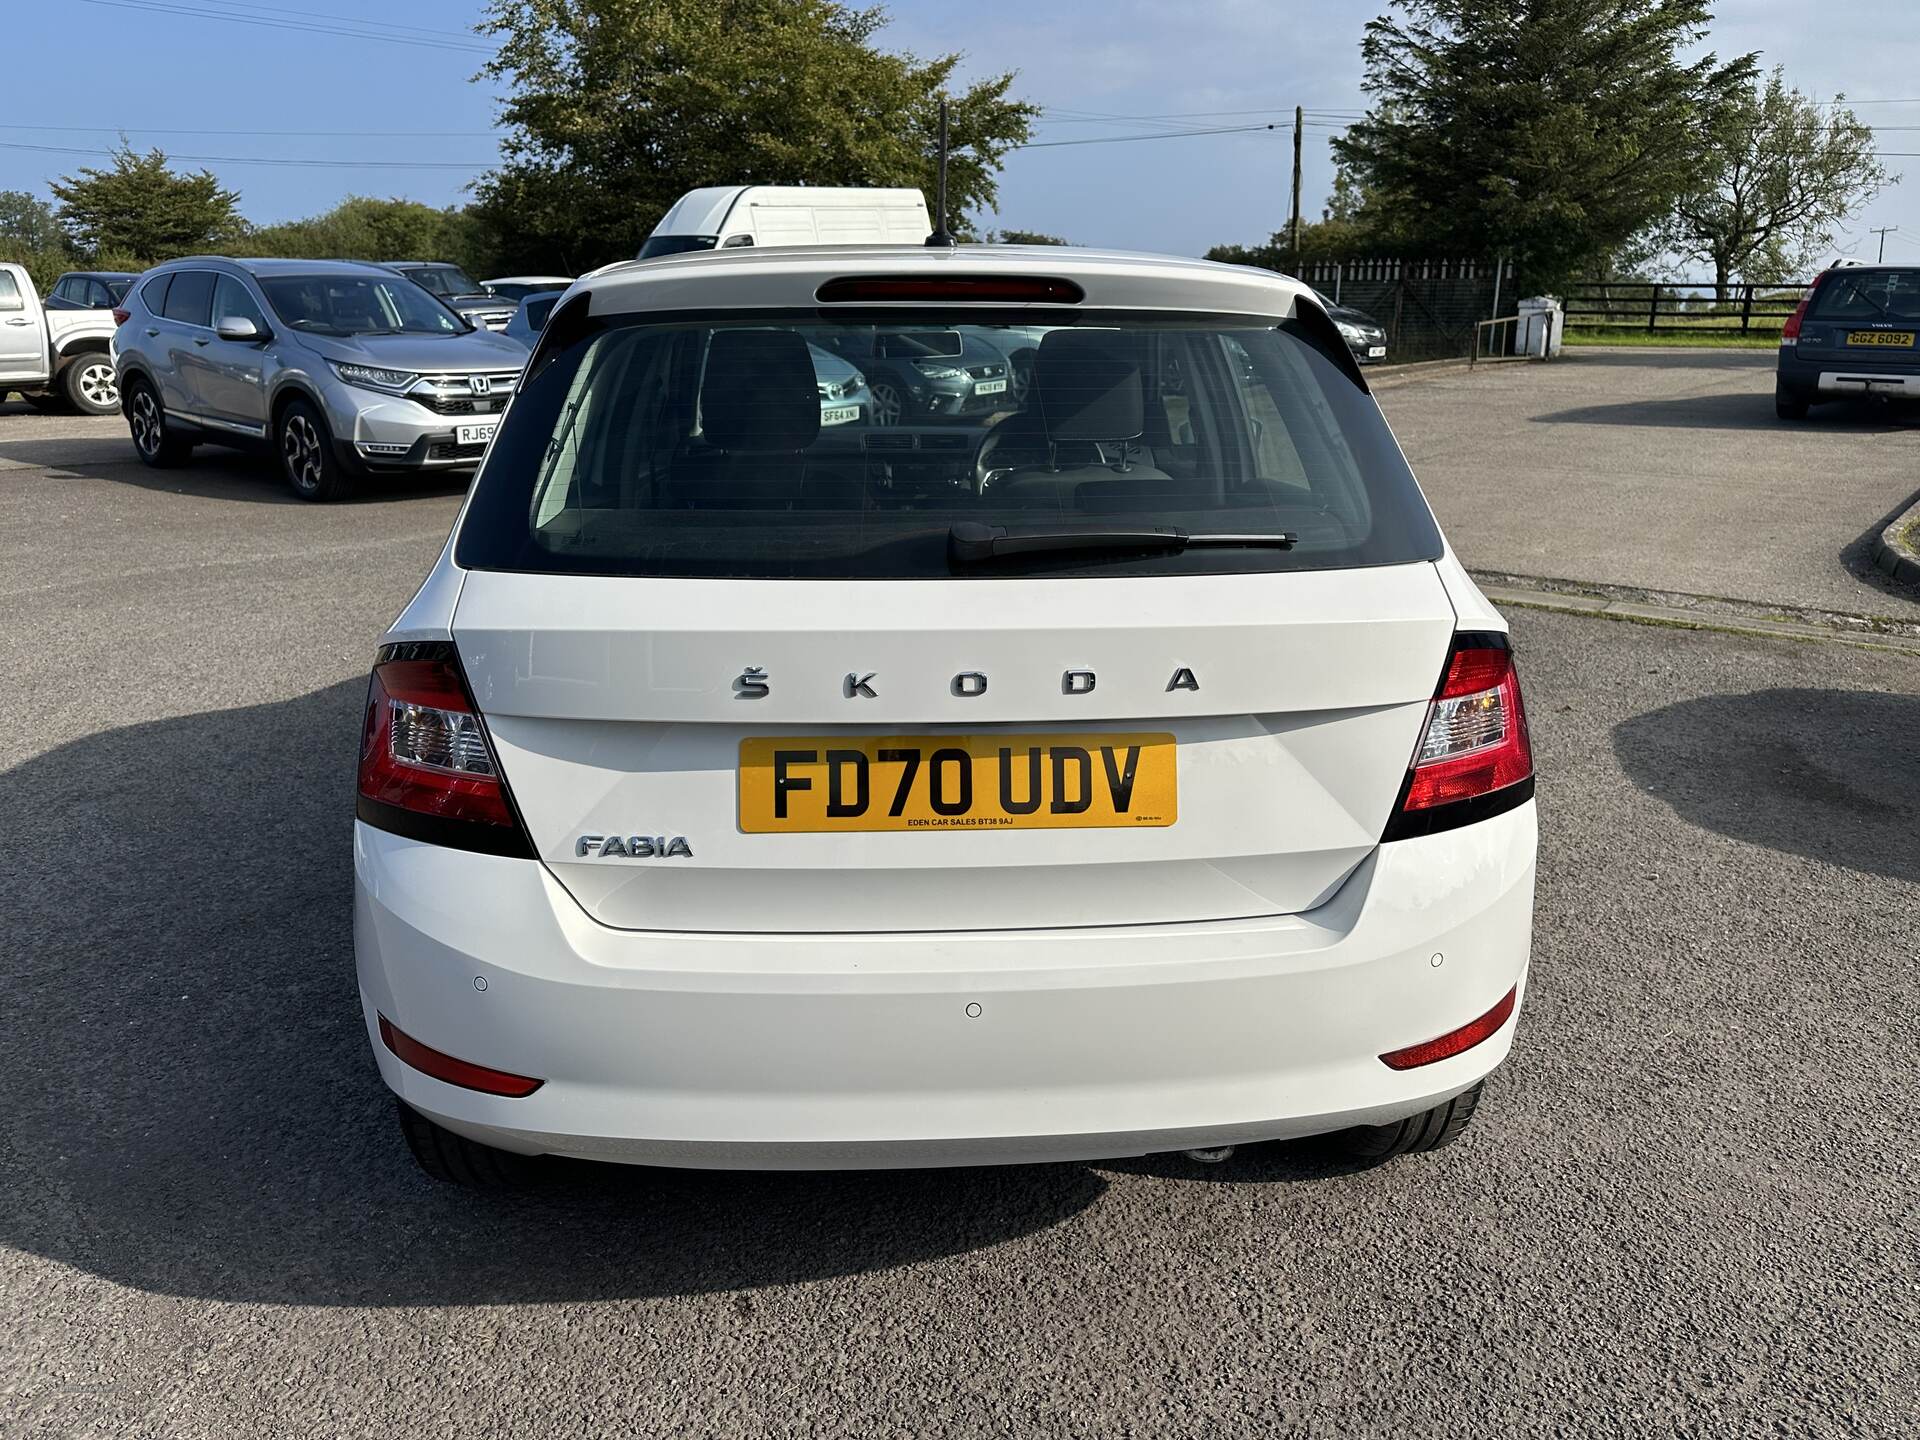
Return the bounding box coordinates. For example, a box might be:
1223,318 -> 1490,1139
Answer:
637,186 -> 931,259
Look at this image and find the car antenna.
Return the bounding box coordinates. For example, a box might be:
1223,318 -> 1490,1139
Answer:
926,98 -> 956,248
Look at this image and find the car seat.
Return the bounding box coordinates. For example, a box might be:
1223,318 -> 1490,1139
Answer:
673,330 -> 824,509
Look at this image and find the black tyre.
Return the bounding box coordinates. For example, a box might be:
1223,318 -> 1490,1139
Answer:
1329,1081 -> 1484,1161
394,1100 -> 540,1189
1775,382 -> 1810,421
23,391 -> 70,414
63,353 -> 120,415
276,396 -> 355,501
125,377 -> 194,467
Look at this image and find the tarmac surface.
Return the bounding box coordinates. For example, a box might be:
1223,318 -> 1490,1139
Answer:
1377,347 -> 1920,618
1,373 -> 1914,1436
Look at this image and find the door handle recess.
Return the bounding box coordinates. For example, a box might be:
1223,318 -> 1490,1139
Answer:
3,317 -> 31,326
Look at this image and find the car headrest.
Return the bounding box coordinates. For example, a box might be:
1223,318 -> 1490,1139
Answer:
1035,329 -> 1145,443
702,330 -> 821,453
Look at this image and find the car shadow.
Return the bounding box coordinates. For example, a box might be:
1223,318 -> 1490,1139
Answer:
0,430 -> 473,507
0,683 -> 1106,1306
1531,391 -> 1920,432
1611,688 -> 1920,883
1557,348 -> 1775,369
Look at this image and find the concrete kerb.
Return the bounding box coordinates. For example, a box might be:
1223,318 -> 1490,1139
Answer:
1869,496 -> 1920,588
1477,578 -> 1920,658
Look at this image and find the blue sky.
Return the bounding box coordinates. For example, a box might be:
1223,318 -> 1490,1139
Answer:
4,0 -> 1916,266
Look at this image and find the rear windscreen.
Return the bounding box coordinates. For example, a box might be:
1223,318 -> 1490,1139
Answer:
455,310 -> 1444,580
1811,269 -> 1920,322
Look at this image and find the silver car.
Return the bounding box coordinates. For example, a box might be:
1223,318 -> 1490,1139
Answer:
113,258 -> 529,501
379,261 -> 516,332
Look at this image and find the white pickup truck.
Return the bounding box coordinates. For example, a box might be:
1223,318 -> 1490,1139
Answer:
0,261 -> 122,415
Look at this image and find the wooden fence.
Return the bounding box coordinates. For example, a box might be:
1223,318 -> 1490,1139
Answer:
1558,280 -> 1809,336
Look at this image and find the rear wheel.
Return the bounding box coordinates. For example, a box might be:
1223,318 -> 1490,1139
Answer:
1329,1081 -> 1484,1161
64,354 -> 120,415
394,1101 -> 540,1189
276,396 -> 354,501
126,378 -> 194,467
1774,382 -> 1810,420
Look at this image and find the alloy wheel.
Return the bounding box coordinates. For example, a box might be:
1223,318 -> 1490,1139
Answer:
130,390 -> 163,456
282,413 -> 324,493
868,381 -> 902,427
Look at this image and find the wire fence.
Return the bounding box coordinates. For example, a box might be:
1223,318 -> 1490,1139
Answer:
1298,259 -> 1515,362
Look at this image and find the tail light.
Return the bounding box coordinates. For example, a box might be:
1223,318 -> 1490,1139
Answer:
1781,272 -> 1825,343
1382,632 -> 1534,841
355,640 -> 534,858
111,307 -> 130,326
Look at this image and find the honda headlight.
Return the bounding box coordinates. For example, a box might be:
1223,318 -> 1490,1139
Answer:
331,361 -> 419,394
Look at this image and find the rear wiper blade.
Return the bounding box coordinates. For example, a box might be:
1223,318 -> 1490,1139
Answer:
949,521 -> 1296,564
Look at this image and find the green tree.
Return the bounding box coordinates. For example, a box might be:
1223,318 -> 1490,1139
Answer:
50,146 -> 243,263
1334,1 -> 1755,287
0,190 -> 70,289
473,0 -> 1037,272
1206,174 -> 1382,271
0,190 -> 65,254
990,229 -> 1067,245
248,196 -> 491,271
1663,69 -> 1889,297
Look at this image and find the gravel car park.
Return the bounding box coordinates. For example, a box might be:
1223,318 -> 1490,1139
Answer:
0,344 -> 1913,1433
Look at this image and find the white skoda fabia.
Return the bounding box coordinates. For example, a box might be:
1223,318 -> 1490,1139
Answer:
354,245 -> 1537,1184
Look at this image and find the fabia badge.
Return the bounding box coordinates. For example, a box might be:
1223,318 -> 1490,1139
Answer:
575,834 -> 694,859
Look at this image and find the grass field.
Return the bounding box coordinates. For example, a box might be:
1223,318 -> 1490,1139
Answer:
1563,326 -> 1781,350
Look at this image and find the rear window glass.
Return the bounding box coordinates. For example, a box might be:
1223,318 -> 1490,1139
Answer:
456,310 -> 1443,580
0,270 -> 20,312
161,271 -> 214,327
1811,269 -> 1920,322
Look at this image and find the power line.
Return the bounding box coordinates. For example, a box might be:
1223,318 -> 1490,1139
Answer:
1015,123 -> 1283,150
180,0 -> 480,42
0,123 -> 502,138
71,0 -> 494,53
0,139 -> 491,169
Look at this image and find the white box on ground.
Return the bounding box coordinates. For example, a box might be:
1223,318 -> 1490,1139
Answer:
1517,297 -> 1564,358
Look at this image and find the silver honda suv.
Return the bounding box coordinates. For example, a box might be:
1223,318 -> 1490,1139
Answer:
113,257 -> 530,501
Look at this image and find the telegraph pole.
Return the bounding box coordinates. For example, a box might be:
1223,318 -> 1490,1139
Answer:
1871,225 -> 1897,262
1290,104 -> 1305,276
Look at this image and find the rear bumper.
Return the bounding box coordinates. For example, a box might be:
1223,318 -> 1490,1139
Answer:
1813,369 -> 1920,397
1777,349 -> 1920,399
353,802 -> 1537,1169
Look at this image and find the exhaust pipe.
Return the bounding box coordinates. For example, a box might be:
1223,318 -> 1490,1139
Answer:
1182,1145 -> 1236,1165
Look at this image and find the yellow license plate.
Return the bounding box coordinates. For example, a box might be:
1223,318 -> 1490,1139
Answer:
739,733 -> 1177,833
1847,330 -> 1915,347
